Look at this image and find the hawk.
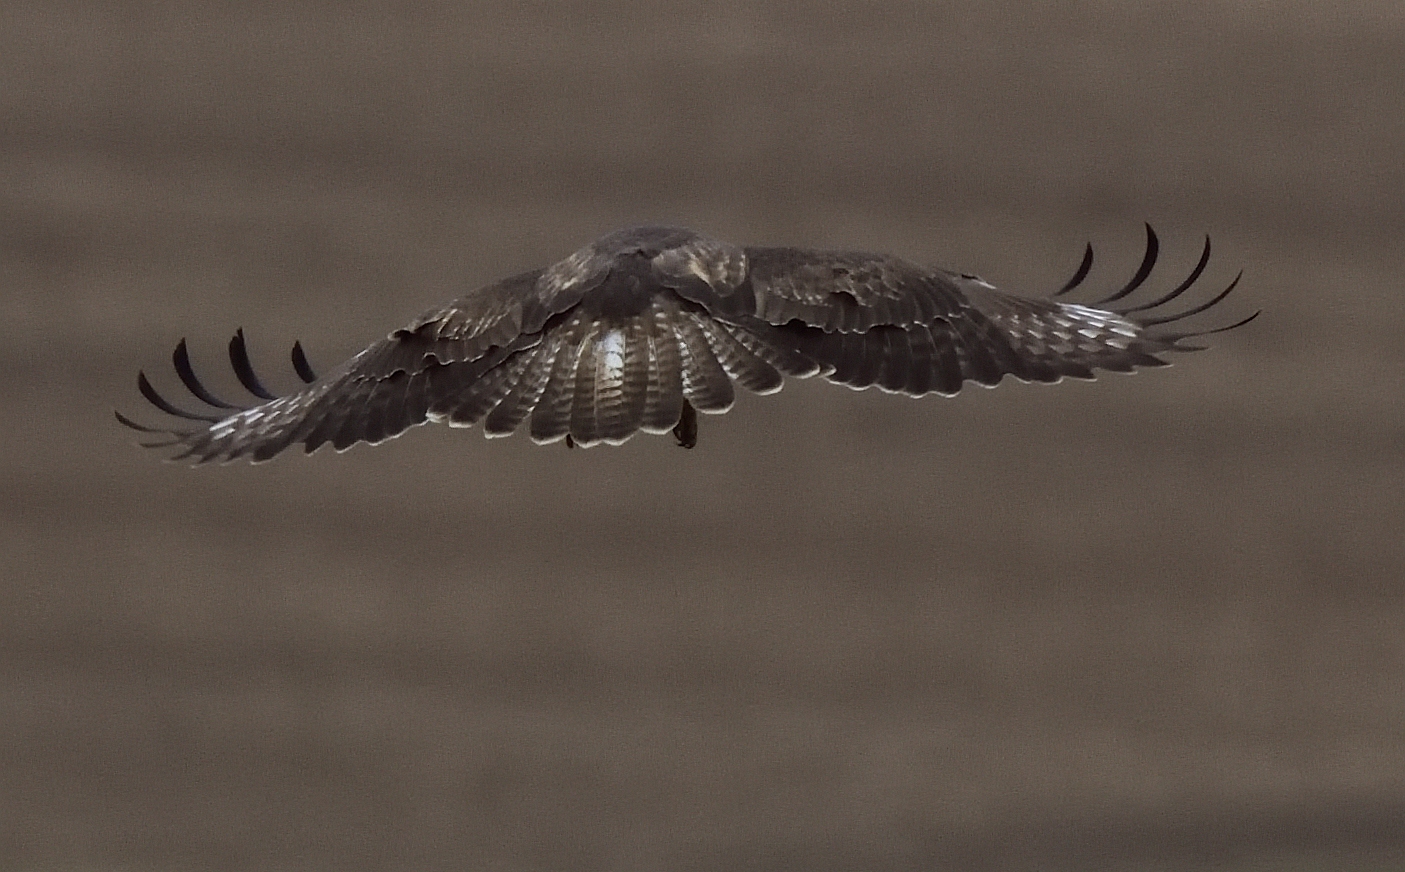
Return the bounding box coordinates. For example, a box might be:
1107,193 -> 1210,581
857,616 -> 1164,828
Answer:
117,224 -> 1255,463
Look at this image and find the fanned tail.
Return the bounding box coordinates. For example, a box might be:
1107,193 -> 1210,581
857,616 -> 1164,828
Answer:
492,296 -> 811,447
558,317 -> 648,446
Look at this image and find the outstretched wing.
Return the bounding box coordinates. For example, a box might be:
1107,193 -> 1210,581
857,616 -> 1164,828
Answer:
735,225 -> 1255,395
119,225 -> 1256,463
114,266 -> 595,464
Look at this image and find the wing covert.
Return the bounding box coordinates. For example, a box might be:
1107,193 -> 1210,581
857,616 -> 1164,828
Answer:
742,246 -> 970,332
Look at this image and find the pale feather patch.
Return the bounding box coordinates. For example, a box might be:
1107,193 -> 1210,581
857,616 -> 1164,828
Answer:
1059,303 -> 1140,337
597,329 -> 627,386
1056,303 -> 1139,349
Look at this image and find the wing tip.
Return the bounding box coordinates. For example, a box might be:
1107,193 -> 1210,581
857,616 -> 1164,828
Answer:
1052,228 -> 1255,346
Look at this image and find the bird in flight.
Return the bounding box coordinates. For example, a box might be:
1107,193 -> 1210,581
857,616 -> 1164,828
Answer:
117,224 -> 1255,463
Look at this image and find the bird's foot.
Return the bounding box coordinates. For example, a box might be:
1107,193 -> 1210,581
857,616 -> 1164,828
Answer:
673,401 -> 697,449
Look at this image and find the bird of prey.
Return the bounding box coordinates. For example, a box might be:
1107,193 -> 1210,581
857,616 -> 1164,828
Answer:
117,224 -> 1255,463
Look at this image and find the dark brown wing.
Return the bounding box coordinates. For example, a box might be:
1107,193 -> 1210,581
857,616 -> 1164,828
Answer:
115,267 -> 592,463
735,226 -> 1255,396
742,245 -> 972,332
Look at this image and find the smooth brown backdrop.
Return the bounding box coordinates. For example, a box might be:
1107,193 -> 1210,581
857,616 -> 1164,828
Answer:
2,2 -> 1403,870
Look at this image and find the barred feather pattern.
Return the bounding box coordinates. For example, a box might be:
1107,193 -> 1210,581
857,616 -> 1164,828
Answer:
119,224 -> 1253,462
981,297 -> 1172,378
756,291 -> 1206,398
512,296 -> 755,446
151,338 -> 529,464
432,294 -> 795,447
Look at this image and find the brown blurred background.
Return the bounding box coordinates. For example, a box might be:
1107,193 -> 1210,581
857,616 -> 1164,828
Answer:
2,2 -> 1403,870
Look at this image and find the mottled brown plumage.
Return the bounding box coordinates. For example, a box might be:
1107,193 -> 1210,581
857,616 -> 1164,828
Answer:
117,224 -> 1255,464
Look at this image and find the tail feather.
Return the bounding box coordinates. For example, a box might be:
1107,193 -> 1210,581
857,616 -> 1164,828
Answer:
484,337 -> 562,437
563,318 -> 653,445
594,321 -> 650,444
717,321 -> 821,379
674,312 -> 735,413
529,320 -> 588,444
694,317 -> 784,395
640,299 -> 685,434
434,351 -> 534,428
568,322 -> 605,446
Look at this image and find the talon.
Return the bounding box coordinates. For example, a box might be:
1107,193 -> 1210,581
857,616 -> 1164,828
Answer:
672,400 -> 697,449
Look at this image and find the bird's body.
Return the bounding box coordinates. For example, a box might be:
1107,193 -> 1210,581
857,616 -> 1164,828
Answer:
118,224 -> 1254,463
